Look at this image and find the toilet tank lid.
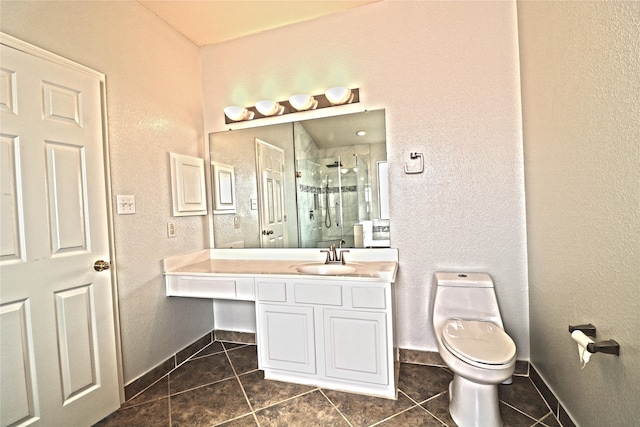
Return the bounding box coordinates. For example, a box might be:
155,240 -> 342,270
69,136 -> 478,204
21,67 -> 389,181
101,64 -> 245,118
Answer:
434,272 -> 493,287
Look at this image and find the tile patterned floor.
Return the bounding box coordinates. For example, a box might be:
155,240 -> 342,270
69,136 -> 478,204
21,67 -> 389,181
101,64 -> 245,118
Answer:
95,341 -> 561,427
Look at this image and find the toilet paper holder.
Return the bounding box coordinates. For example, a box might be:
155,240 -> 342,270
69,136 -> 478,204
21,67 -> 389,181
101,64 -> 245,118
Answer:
568,324 -> 620,356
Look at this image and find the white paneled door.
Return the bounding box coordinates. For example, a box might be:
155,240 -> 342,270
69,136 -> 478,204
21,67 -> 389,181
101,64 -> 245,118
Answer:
0,37 -> 120,426
256,139 -> 287,248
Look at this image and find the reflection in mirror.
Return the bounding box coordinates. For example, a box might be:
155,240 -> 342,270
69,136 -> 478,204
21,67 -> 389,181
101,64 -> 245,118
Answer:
209,110 -> 388,248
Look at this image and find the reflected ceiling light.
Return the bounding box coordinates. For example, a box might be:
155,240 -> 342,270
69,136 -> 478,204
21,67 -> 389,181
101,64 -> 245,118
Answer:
356,130 -> 367,136
255,100 -> 284,116
224,106 -> 254,121
325,86 -> 354,105
288,94 -> 318,111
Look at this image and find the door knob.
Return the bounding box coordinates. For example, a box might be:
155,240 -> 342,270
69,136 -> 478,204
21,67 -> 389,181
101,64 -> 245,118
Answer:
262,230 -> 274,235
93,260 -> 110,272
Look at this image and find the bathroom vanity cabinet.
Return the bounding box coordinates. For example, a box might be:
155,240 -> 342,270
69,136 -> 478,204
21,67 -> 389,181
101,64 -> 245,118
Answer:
163,248 -> 398,399
256,278 -> 396,399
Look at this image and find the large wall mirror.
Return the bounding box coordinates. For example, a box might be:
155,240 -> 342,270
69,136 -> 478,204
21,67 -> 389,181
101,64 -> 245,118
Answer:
209,109 -> 389,249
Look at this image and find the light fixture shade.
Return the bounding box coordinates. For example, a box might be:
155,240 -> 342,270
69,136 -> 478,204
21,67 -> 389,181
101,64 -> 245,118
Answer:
288,94 -> 318,111
325,86 -> 354,105
224,106 -> 254,121
255,100 -> 284,116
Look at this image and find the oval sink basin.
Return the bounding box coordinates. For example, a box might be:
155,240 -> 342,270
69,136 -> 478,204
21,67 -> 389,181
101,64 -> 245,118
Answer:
294,263 -> 359,275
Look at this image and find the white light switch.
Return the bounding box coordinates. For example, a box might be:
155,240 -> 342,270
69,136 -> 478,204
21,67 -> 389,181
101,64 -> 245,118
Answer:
167,222 -> 176,237
116,195 -> 136,214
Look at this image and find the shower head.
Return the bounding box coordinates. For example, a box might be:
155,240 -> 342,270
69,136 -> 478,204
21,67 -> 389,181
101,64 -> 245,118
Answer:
326,161 -> 342,168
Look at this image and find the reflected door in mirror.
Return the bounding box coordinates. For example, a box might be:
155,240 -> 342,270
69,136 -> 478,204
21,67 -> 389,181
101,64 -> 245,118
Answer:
256,139 -> 287,247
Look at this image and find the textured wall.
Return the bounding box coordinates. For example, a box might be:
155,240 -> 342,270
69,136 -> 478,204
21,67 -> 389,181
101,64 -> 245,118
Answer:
518,1 -> 640,425
201,1 -> 530,357
0,1 -> 213,384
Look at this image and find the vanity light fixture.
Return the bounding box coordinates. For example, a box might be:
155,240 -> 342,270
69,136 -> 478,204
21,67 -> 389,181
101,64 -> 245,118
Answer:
288,94 -> 318,111
325,86 -> 354,105
255,100 -> 285,116
224,106 -> 254,122
223,88 -> 360,124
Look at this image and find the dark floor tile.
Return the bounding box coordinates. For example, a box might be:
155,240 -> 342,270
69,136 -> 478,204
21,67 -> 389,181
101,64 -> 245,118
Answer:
169,352 -> 235,394
376,405 -> 446,426
398,364 -> 453,403
124,357 -> 175,401
538,412 -> 562,427
227,344 -> 259,374
322,388 -> 414,427
170,378 -> 252,427
529,366 -> 558,415
176,332 -> 213,365
192,340 -> 225,359
93,397 -> 169,427
423,391 -> 541,427
223,341 -> 248,350
254,390 -> 350,427
217,414 -> 259,426
421,391 -> 456,426
499,376 -> 550,420
499,403 -> 538,427
399,349 -> 446,367
122,376 -> 169,408
557,404 -> 576,427
216,330 -> 256,344
239,370 -> 316,411
514,360 -> 530,376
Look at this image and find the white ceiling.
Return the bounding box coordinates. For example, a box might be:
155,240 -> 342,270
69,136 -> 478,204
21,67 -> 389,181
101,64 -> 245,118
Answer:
301,109 -> 386,149
138,0 -> 380,47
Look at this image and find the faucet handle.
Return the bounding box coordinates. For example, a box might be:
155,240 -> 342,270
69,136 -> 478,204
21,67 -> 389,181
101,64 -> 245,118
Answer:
320,250 -> 332,264
338,250 -> 350,264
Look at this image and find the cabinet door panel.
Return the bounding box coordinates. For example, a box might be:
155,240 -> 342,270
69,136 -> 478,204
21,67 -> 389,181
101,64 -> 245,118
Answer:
324,309 -> 388,385
257,304 -> 316,374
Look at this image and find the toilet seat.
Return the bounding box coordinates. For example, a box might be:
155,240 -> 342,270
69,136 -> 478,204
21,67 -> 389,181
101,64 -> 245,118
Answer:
442,319 -> 516,368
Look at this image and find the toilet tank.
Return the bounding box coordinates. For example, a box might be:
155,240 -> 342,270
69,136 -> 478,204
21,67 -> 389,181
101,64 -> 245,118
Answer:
434,272 -> 494,287
432,272 -> 504,329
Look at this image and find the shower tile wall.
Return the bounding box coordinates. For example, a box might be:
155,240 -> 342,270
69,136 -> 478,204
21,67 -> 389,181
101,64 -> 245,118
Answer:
294,123 -> 322,247
294,122 -> 388,248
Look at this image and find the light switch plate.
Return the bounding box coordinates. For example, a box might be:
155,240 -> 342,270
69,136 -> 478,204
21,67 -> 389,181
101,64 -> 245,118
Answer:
167,222 -> 176,237
116,195 -> 136,214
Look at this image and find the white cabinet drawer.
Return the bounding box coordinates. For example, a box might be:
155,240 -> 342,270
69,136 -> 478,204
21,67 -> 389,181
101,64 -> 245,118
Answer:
351,286 -> 386,309
257,280 -> 287,302
294,282 -> 342,306
166,275 -> 255,300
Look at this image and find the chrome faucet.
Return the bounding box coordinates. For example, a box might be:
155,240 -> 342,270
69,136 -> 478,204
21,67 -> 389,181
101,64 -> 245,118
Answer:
321,241 -> 349,264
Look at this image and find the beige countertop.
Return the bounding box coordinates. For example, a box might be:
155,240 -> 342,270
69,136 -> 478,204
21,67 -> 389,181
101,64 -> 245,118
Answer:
164,248 -> 398,282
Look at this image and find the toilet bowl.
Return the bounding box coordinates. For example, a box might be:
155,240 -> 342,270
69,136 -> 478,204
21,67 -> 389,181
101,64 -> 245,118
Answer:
431,272 -> 516,427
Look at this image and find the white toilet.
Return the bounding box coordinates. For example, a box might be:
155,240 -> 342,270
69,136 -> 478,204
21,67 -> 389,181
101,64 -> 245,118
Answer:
431,272 -> 516,427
